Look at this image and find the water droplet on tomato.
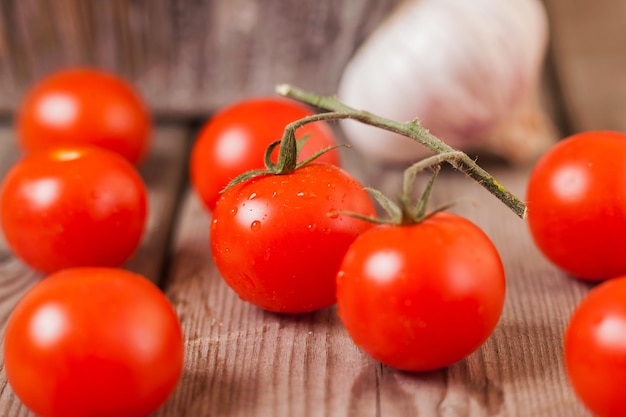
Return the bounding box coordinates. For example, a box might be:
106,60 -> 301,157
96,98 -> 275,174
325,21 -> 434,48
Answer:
229,207 -> 238,216
248,192 -> 257,200
307,224 -> 317,232
250,220 -> 261,231
297,191 -> 305,197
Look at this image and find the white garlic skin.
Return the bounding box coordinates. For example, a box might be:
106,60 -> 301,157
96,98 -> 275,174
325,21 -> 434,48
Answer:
337,0 -> 550,164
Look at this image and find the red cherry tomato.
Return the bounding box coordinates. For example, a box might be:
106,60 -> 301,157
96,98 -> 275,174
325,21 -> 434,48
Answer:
526,131 -> 626,280
564,276 -> 626,417
0,147 -> 148,273
17,68 -> 151,165
190,97 -> 340,211
210,163 -> 375,313
3,267 -> 184,417
336,212 -> 506,371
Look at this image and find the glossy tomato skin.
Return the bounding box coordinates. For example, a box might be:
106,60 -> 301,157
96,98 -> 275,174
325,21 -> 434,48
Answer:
210,163 -> 375,313
3,267 -> 184,417
0,147 -> 148,273
336,212 -> 506,371
564,277 -> 626,417
526,131 -> 626,280
17,68 -> 151,165
190,97 -> 340,212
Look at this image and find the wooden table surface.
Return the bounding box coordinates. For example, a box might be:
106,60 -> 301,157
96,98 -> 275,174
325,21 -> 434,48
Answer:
1,0 -> 625,416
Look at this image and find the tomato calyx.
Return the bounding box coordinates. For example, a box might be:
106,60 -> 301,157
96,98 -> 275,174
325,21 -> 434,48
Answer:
337,151 -> 466,226
221,111 -> 347,193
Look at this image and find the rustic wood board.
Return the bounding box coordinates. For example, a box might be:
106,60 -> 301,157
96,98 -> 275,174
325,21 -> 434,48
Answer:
0,0 -> 402,118
543,0 -> 626,133
2,0 -> 621,137
0,123 -> 192,416
0,0 -> 622,414
156,159 -> 593,417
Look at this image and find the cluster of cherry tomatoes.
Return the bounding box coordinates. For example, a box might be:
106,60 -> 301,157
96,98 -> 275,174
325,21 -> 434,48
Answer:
0,69 -> 183,417
2,66 -> 626,417
189,96 -> 507,373
191,97 -> 626,416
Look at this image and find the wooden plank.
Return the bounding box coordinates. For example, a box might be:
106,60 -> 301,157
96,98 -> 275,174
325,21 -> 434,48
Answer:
544,0 -> 626,132
0,122 -> 191,416
159,160 -> 593,416
0,0 -> 402,118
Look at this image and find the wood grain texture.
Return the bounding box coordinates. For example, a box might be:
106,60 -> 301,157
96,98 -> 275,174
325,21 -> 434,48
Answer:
0,0 -> 402,117
0,123 -> 192,416
0,0 -> 620,415
1,0 -> 617,135
157,161 -> 593,417
544,0 -> 626,132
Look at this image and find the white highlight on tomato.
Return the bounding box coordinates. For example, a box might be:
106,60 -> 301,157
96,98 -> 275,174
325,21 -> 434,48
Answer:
365,250 -> 403,284
551,165 -> 589,202
53,149 -> 82,161
236,199 -> 267,231
216,128 -> 249,165
29,303 -> 68,347
23,178 -> 61,208
36,93 -> 78,127
596,316 -> 626,348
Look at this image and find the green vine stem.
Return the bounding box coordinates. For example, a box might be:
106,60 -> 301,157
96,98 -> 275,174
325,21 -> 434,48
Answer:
275,84 -> 527,219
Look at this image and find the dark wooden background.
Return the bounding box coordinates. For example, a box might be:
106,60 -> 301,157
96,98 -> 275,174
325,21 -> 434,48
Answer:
0,0 -> 404,118
1,0 -> 625,415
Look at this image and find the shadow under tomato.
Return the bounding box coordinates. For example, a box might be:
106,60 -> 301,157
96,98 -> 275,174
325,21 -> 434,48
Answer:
345,316 -> 574,417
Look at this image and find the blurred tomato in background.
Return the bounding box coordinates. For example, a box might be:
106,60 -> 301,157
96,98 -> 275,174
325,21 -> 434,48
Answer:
190,97 -> 340,212
16,68 -> 152,165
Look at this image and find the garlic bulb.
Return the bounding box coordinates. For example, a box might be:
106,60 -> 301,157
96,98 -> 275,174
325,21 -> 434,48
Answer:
337,0 -> 555,165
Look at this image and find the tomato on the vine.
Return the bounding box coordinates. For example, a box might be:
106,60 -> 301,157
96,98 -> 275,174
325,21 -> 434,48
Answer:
564,276 -> 626,417
526,130 -> 626,280
210,163 -> 375,313
17,68 -> 152,165
190,97 -> 341,212
336,212 -> 506,371
0,147 -> 148,273
3,267 -> 184,417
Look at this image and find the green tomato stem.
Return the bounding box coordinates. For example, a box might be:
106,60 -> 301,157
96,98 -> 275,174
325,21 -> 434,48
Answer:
276,84 -> 527,220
